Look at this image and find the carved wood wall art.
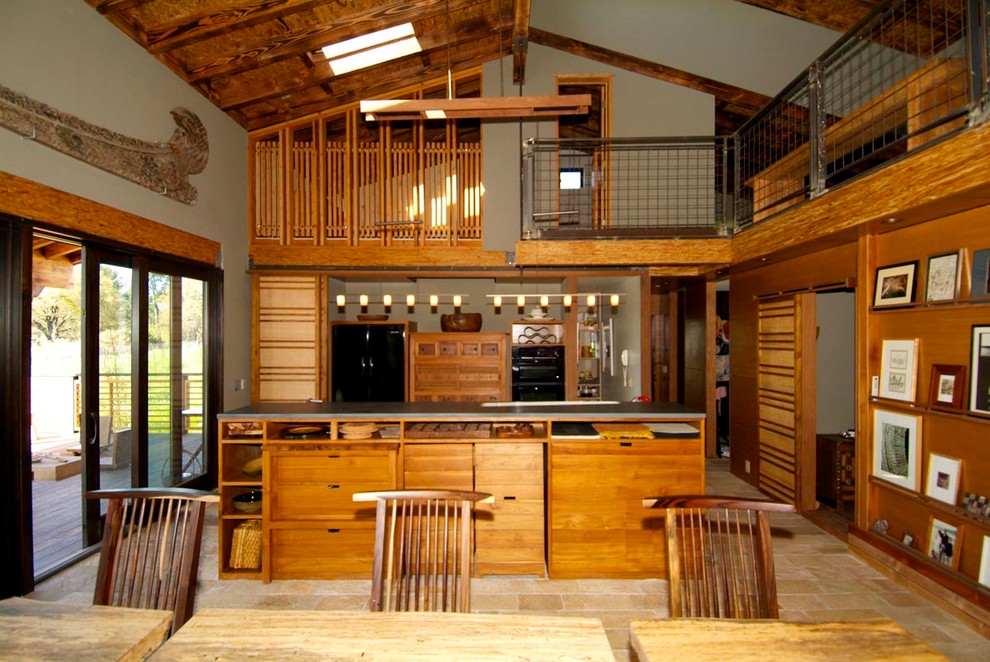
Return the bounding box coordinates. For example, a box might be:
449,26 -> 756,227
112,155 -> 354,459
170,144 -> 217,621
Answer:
0,84 -> 208,204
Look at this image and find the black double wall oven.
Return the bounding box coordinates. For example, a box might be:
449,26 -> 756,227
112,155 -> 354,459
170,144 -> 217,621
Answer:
511,345 -> 566,401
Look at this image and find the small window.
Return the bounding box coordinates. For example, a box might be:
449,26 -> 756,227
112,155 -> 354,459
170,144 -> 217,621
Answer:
560,168 -> 583,190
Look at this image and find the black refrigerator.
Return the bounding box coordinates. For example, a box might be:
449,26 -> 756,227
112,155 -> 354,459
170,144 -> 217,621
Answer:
330,322 -> 408,402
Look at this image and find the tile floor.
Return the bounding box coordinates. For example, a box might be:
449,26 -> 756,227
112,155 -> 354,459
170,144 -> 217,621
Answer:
31,460 -> 990,661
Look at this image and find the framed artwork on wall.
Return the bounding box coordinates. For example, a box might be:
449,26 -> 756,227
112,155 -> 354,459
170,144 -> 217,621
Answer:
971,325 -> 990,415
971,248 -> 990,300
924,453 -> 961,505
874,261 -> 918,307
926,517 -> 961,570
929,364 -> 966,409
871,409 -> 921,491
879,338 -> 919,402
924,251 -> 961,302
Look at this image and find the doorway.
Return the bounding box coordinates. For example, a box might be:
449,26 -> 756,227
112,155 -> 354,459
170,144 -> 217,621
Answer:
29,234 -> 212,579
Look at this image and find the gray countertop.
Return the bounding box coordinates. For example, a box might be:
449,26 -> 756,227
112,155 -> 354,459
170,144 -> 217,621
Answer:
218,401 -> 703,421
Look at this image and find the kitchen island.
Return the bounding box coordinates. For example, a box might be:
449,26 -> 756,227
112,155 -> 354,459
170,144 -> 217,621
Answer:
217,401 -> 705,582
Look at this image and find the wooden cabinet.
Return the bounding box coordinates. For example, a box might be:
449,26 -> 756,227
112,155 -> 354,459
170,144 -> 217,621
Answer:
217,405 -> 705,582
217,421 -> 265,580
816,433 -> 855,513
548,435 -> 704,578
475,443 -> 546,576
855,209 -> 990,622
265,442 -> 398,580
409,332 -> 507,402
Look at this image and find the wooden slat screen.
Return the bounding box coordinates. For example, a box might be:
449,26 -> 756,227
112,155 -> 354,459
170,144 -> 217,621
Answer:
290,141 -> 316,241
253,139 -> 282,240
757,297 -> 799,503
250,111 -> 482,247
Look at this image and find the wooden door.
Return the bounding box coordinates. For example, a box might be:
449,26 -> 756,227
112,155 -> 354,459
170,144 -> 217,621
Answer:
756,294 -> 815,508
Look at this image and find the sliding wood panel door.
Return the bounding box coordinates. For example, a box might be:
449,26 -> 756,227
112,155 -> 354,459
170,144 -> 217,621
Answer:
757,294 -> 816,508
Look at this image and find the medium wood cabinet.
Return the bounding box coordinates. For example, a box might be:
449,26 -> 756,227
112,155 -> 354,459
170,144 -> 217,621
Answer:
409,332 -> 507,402
548,436 -> 704,578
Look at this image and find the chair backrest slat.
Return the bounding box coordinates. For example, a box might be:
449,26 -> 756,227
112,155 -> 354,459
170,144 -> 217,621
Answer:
354,489 -> 491,613
88,487 -> 217,635
645,494 -> 795,619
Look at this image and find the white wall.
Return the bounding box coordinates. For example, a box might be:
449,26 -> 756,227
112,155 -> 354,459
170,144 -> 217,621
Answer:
0,0 -> 251,409
816,292 -> 856,433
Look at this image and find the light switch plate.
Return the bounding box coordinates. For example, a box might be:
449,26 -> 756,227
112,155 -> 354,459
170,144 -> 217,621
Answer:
871,375 -> 879,397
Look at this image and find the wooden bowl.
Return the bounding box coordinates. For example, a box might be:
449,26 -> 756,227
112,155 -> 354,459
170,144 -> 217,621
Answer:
440,313 -> 482,332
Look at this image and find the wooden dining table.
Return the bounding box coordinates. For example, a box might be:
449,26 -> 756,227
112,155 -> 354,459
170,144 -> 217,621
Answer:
0,596 -> 172,662
149,608 -> 616,661
629,617 -> 947,661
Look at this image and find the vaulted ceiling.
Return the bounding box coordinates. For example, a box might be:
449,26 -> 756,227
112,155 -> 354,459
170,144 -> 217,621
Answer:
85,0 -> 880,133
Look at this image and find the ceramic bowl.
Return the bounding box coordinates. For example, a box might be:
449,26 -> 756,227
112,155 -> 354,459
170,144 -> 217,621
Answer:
241,457 -> 263,477
233,490 -> 263,513
440,313 -> 482,332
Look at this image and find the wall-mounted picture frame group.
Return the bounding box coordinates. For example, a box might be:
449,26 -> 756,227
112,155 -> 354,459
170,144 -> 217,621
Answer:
925,251 -> 961,302
924,453 -> 961,506
971,248 -> 990,300
872,409 -> 921,491
874,261 -> 917,308
927,517 -> 961,570
929,364 -> 966,409
971,325 -> 990,415
879,338 -> 919,402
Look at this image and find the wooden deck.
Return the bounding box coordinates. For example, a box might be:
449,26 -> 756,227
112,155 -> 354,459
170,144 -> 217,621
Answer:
31,433 -> 203,577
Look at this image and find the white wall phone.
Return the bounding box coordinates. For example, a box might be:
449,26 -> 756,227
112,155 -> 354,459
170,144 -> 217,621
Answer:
621,349 -> 629,387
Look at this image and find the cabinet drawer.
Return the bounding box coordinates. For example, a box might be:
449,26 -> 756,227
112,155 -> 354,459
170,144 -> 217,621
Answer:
271,524 -> 375,579
404,443 -> 473,490
549,528 -> 664,578
271,480 -> 388,519
475,443 -> 543,471
272,451 -> 395,483
476,497 -> 544,529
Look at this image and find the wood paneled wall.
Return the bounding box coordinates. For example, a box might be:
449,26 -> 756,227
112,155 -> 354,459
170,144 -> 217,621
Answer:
729,243 -> 856,489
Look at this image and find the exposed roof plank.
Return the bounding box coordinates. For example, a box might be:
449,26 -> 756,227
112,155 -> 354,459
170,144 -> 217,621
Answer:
734,0 -> 878,33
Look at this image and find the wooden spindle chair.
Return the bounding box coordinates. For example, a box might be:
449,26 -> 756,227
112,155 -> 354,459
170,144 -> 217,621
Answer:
352,490 -> 493,612
643,495 -> 796,619
88,488 -> 218,635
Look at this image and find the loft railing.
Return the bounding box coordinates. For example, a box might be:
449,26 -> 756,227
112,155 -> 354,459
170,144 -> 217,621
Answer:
524,0 -> 989,236
522,136 -> 732,239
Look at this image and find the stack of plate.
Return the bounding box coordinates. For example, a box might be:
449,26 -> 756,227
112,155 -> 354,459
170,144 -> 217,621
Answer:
340,422 -> 379,439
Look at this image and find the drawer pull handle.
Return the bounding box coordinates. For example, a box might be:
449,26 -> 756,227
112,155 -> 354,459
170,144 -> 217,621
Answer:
327,484 -> 340,490
327,455 -> 341,459
503,496 -> 517,500
326,528 -> 340,534
620,442 -> 633,447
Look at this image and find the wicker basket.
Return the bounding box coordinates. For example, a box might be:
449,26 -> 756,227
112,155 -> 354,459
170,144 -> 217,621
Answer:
229,520 -> 262,569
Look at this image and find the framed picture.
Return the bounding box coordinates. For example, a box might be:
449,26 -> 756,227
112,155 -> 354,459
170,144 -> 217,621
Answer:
926,517 -> 961,570
924,453 -> 961,505
929,364 -> 966,409
879,338 -> 919,402
979,536 -> 990,588
925,251 -> 961,302
871,409 -> 921,491
971,248 -> 990,300
874,261 -> 918,307
971,325 -> 990,415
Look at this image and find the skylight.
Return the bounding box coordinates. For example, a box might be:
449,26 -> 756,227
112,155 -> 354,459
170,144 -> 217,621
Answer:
321,23 -> 422,76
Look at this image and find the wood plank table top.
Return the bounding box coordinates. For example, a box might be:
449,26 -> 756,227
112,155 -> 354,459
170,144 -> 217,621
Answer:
0,597 -> 172,662
629,618 -> 947,661
150,609 -> 615,661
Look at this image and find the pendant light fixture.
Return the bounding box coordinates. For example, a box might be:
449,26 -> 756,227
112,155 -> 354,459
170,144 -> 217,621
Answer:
360,0 -> 590,122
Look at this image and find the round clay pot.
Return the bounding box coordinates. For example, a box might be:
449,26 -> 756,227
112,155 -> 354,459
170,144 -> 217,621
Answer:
440,312 -> 483,332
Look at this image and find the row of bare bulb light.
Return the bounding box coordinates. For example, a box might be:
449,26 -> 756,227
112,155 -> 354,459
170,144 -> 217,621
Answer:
333,293 -> 620,310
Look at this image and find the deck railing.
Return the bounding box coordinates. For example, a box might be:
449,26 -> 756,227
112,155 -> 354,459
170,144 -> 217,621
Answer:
85,372 -> 203,434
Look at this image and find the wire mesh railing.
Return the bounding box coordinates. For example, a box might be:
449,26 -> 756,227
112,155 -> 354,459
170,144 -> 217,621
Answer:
523,0 -> 988,237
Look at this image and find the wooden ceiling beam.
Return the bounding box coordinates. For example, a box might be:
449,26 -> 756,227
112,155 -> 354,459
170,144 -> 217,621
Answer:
512,0 -> 530,84
529,28 -> 771,112
91,0 -> 152,15
733,0 -> 878,33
